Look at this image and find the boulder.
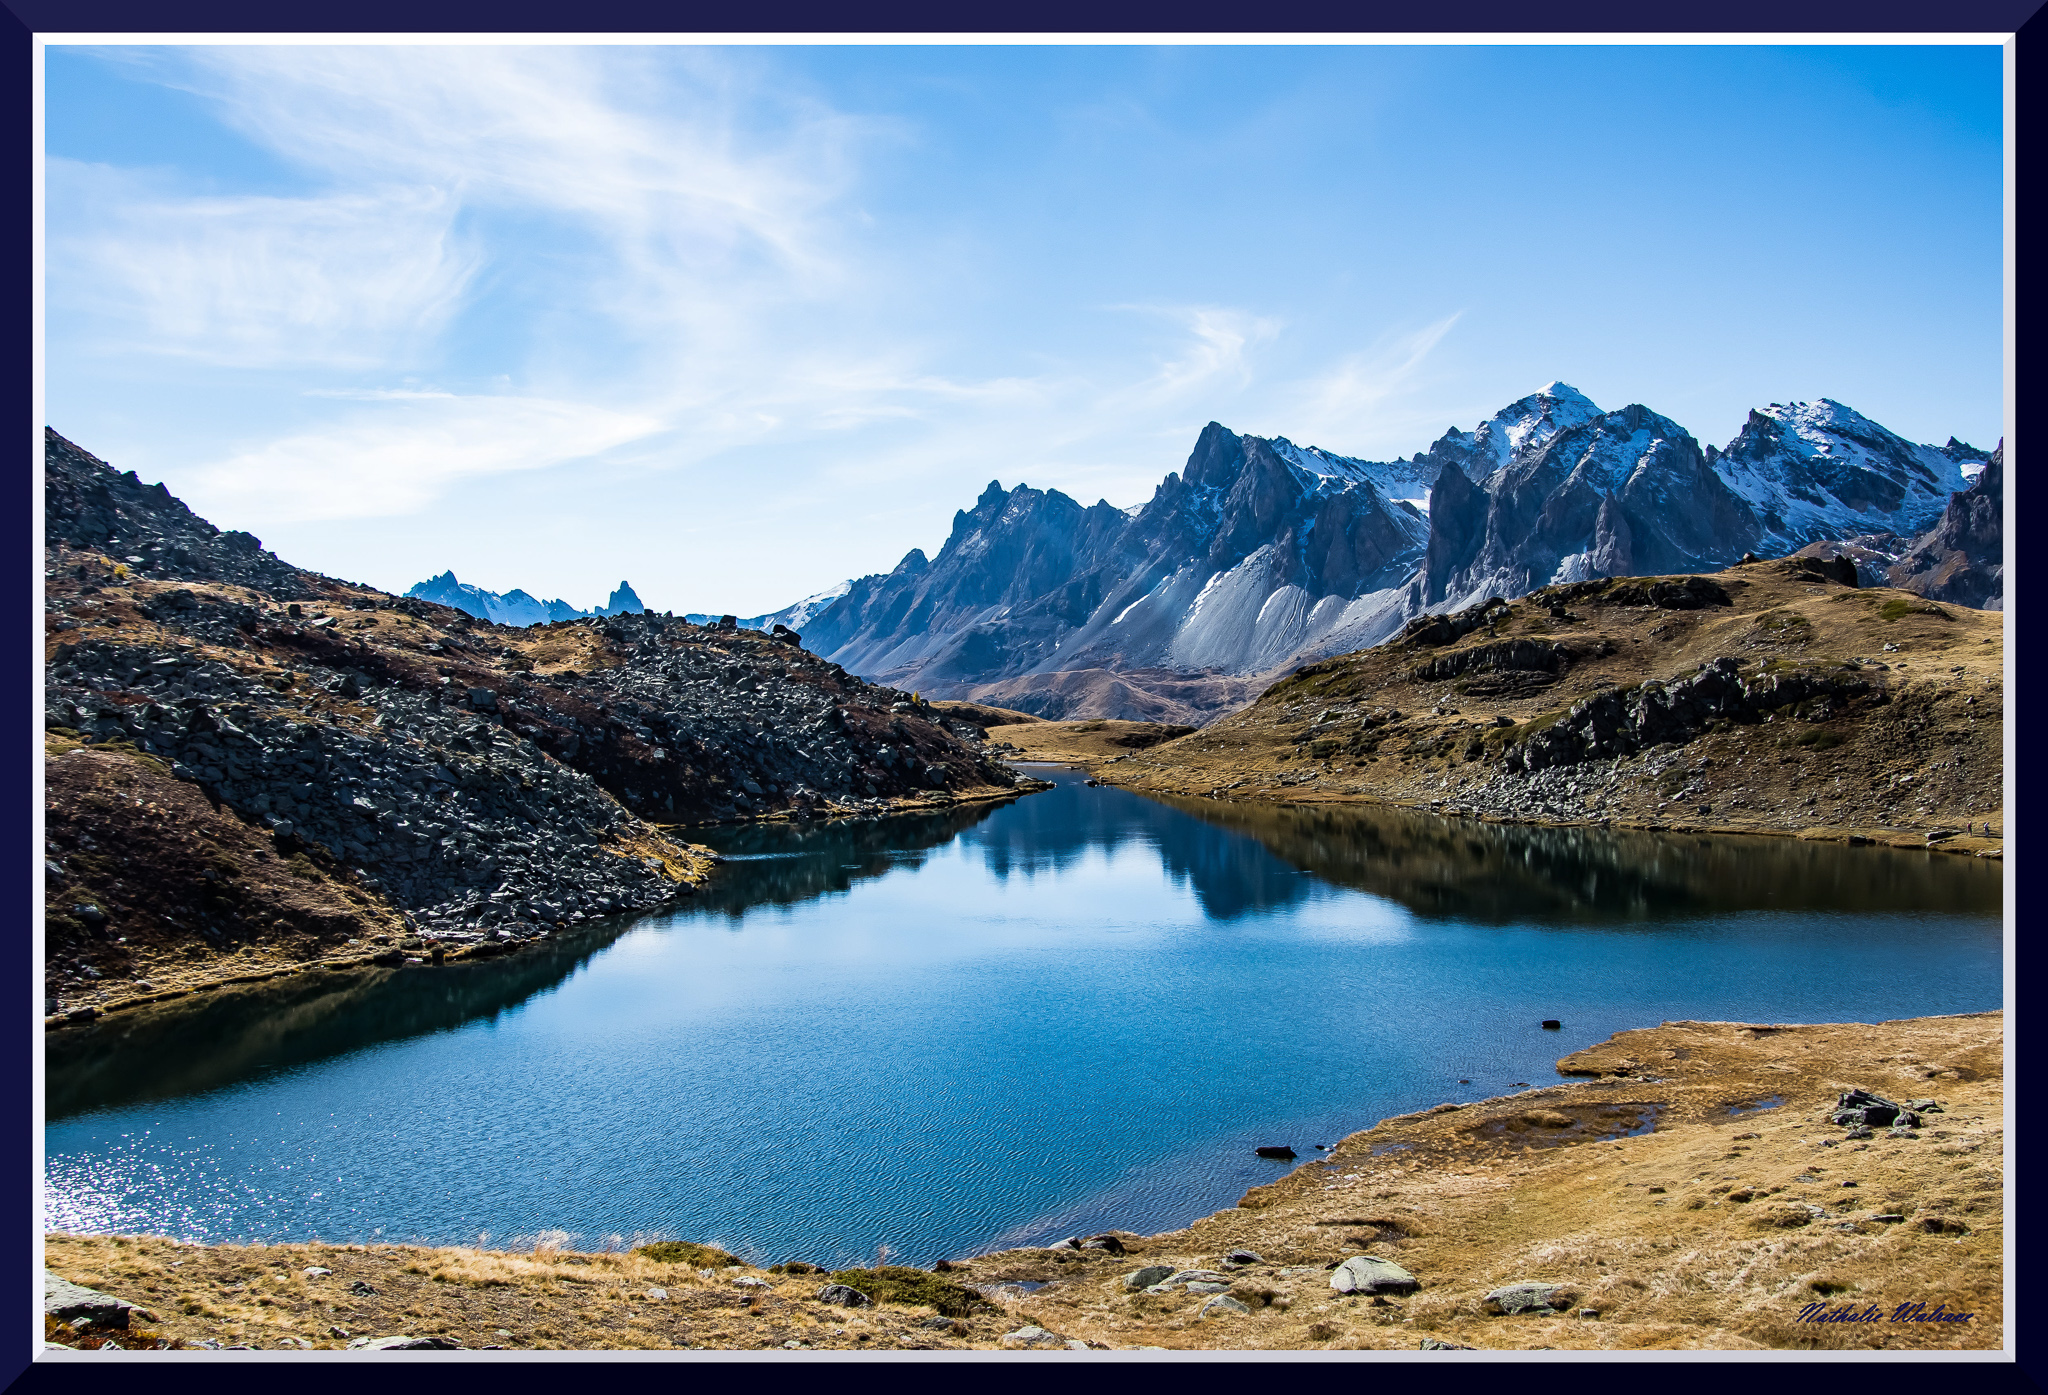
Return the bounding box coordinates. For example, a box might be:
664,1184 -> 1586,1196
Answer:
1255,1145 -> 1296,1159
1420,1338 -> 1477,1350
43,1273 -> 136,1329
815,1283 -> 870,1307
1223,1249 -> 1265,1267
1125,1265 -> 1176,1290
999,1325 -> 1070,1348
1484,1281 -> 1568,1316
1329,1255 -> 1419,1296
349,1336 -> 464,1350
1829,1088 -> 1903,1128
1200,1294 -> 1253,1318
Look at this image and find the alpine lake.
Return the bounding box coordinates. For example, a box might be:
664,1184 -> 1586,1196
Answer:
45,768 -> 2002,1268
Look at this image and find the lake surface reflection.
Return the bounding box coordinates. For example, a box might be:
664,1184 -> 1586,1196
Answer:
45,770 -> 2001,1265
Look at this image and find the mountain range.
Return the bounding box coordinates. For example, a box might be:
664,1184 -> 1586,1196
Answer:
405,572 -> 647,626
797,383 -> 2000,722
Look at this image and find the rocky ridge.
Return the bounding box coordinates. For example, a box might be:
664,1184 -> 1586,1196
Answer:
42,429 -> 1028,1020
798,385 -> 1995,722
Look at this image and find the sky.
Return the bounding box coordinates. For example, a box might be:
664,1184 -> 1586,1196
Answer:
41,43 -> 2005,616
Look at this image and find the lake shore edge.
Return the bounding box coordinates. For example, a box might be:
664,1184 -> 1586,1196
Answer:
43,1010 -> 2003,1353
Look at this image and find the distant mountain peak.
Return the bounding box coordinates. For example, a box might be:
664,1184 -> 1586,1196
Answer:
403,573 -> 646,626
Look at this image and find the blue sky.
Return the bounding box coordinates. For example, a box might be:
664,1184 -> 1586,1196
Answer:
42,43 -> 2004,616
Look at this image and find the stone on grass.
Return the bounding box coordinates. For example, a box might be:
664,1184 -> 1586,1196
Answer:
1420,1338 -> 1477,1349
1125,1265 -> 1175,1290
350,1336 -> 464,1350
816,1283 -> 870,1307
999,1325 -> 1070,1348
43,1273 -> 135,1330
1200,1294 -> 1252,1318
1329,1255 -> 1419,1296
1484,1282 -> 1567,1316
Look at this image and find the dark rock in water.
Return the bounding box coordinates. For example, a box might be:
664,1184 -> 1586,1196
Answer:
1255,1145 -> 1296,1159
816,1283 -> 871,1307
1541,1019 -> 1562,1030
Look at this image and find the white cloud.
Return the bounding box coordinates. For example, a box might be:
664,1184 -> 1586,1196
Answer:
187,394 -> 664,524
48,159 -> 477,369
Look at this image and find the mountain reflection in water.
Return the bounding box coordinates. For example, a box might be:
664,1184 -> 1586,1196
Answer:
43,769 -> 2000,1261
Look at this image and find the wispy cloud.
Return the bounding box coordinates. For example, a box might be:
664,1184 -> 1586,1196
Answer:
1105,304 -> 1283,410
189,394 -> 663,524
49,159 -> 477,370
1282,312 -> 1465,449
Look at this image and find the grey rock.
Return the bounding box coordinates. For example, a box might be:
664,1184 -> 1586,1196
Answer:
999,1326 -> 1069,1347
43,1272 -> 135,1329
1484,1281 -> 1567,1316
1200,1294 -> 1252,1318
815,1283 -> 871,1307
1125,1265 -> 1176,1290
1330,1255 -> 1420,1296
1420,1338 -> 1477,1349
1184,1281 -> 1232,1294
1223,1249 -> 1265,1267
354,1336 -> 464,1350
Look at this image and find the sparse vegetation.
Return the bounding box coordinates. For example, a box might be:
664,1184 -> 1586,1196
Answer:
821,1265 -> 986,1316
631,1240 -> 738,1268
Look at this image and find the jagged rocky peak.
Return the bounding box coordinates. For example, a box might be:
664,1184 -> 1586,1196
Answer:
1710,397 -> 1966,550
1887,441 -> 2003,610
1420,394 -> 1753,608
602,580 -> 645,615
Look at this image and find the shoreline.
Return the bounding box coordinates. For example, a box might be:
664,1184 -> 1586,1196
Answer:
42,779 -> 1052,1031
43,1010 -> 2004,1352
1018,750 -> 2002,859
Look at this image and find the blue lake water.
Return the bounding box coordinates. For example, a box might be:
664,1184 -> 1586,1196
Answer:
43,768 -> 2002,1266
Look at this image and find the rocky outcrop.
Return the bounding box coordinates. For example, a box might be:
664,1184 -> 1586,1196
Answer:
1887,444 -> 2003,610
1503,657 -> 1883,774
42,430 -> 1022,1015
